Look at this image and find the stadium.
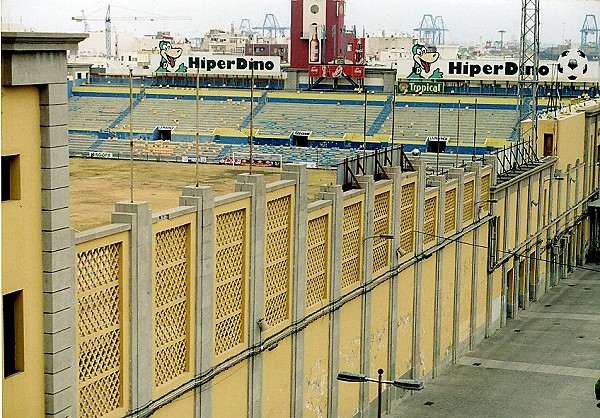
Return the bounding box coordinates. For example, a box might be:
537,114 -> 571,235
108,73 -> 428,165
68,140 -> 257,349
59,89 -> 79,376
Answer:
2,0 -> 600,417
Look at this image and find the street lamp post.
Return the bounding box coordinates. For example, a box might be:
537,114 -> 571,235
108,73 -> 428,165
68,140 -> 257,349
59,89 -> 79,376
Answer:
337,369 -> 424,418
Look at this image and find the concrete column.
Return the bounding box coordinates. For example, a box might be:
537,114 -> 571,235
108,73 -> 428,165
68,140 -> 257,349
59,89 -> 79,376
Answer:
356,175 -> 374,416
180,186 -> 214,418
411,161 -> 426,377
281,164 -> 308,417
320,184 -> 344,418
430,175 -> 444,378
448,168 -> 464,362
468,162 -> 482,348
384,166 -> 401,410
111,201 -> 153,413
235,174 -> 266,418
40,82 -> 78,417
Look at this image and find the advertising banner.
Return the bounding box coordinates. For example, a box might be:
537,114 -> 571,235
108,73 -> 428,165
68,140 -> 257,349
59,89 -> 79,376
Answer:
308,64 -> 365,79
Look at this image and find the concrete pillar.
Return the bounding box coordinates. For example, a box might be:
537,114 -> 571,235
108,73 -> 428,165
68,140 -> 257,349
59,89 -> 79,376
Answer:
384,166 -> 402,410
111,201 -> 153,412
448,167 -> 465,361
468,162 -> 482,348
180,186 -> 214,418
429,175 -> 444,378
320,184 -> 344,418
356,175 -> 374,416
411,161 -> 426,377
40,82 -> 78,417
235,174 -> 266,418
281,164 -> 308,417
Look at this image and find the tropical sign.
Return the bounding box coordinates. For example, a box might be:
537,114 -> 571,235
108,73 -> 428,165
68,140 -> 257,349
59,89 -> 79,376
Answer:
397,81 -> 442,94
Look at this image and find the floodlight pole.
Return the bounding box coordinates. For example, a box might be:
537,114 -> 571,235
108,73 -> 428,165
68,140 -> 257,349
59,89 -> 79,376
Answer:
377,368 -> 383,418
391,69 -> 396,166
195,67 -> 200,187
250,61 -> 254,175
363,86 -> 368,165
129,68 -> 134,202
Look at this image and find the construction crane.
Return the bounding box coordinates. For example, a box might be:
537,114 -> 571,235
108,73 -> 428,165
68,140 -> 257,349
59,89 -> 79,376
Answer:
72,5 -> 191,58
253,14 -> 289,37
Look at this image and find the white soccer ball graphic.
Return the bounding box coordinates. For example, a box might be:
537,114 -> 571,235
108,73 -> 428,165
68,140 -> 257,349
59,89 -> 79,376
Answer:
557,49 -> 588,81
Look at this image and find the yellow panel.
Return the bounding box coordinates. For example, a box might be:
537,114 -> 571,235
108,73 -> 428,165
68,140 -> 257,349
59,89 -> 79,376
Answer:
76,231 -> 131,418
423,195 -> 437,247
419,256 -> 436,378
463,179 -> 475,225
372,187 -> 392,275
395,265 -> 414,377
399,182 -> 416,254
444,188 -> 457,235
214,198 -> 251,362
212,361 -> 249,417
262,337 -> 292,417
302,316 -> 330,417
337,297 -> 362,417
507,188 -> 518,249
264,187 -> 295,333
153,390 -> 195,418
151,213 -> 196,397
440,242 -> 456,362
476,223 -> 489,329
341,194 -> 364,291
306,212 -> 330,313
368,282 -> 389,402
459,232 -> 473,343
1,86 -> 44,418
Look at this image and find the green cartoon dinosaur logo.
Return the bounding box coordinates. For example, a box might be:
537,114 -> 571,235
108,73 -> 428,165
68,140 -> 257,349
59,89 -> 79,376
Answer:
156,40 -> 188,73
408,44 -> 443,79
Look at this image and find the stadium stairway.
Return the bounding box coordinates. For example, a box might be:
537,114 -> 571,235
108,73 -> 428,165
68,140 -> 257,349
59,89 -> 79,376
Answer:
367,94 -> 393,136
108,85 -> 146,130
240,91 -> 267,129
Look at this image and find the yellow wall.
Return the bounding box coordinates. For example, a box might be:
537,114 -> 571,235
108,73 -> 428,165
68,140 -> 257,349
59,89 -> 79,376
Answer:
302,316 -> 330,417
419,256 -> 436,378
507,188 -> 518,250
368,281 -> 389,402
539,113 -> 586,171
459,232 -> 473,344
1,86 -> 45,417
337,297 -> 362,417
395,265 -> 414,377
476,224 -> 489,329
262,337 -> 292,417
440,243 -> 456,361
212,362 -> 249,417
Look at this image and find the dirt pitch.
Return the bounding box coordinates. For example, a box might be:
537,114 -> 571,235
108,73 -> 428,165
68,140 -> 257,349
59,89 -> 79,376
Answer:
70,157 -> 337,231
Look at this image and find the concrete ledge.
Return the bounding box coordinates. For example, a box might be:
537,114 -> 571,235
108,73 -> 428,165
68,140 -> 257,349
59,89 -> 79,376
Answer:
213,191 -> 251,207
74,223 -> 130,244
42,208 -> 70,231
152,205 -> 196,223
40,83 -> 68,105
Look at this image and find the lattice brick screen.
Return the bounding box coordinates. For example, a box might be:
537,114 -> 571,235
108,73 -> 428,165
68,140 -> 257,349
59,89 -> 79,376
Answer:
306,214 -> 328,309
463,180 -> 475,222
265,195 -> 291,326
154,225 -> 189,387
372,191 -> 391,272
480,174 -> 491,212
214,208 -> 246,356
77,243 -> 123,418
423,197 -> 437,244
444,188 -> 456,234
341,201 -> 362,288
399,183 -> 415,253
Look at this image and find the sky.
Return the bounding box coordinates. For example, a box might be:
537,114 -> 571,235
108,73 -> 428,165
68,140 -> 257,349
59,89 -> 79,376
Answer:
1,0 -> 598,46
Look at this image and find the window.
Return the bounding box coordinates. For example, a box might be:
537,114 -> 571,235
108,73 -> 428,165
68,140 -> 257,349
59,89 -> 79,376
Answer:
3,290 -> 24,377
1,155 -> 21,201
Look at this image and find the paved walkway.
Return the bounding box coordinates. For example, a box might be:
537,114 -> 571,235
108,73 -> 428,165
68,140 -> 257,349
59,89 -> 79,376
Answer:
387,264 -> 600,418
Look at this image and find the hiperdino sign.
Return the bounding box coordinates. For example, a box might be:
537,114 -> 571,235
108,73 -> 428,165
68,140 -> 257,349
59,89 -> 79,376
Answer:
397,81 -> 443,94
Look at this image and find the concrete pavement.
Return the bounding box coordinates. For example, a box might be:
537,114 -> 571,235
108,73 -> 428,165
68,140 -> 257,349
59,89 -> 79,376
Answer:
386,264 -> 600,417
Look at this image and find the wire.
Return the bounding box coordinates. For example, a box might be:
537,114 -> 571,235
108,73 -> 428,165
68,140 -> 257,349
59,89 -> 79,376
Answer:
414,228 -> 600,274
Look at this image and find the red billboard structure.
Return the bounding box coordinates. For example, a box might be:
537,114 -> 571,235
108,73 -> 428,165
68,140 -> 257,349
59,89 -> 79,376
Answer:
290,0 -> 365,89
